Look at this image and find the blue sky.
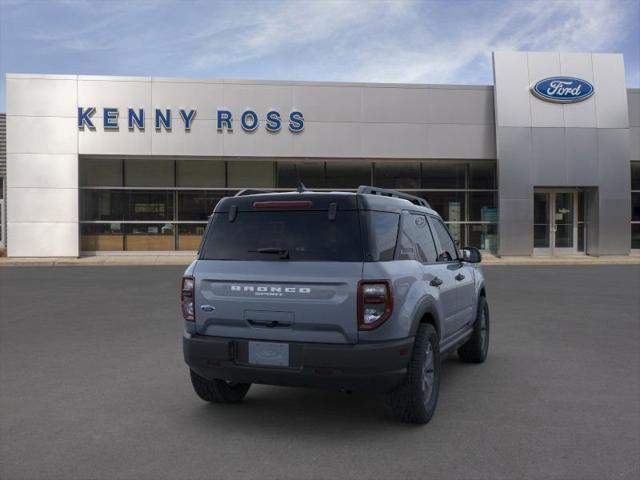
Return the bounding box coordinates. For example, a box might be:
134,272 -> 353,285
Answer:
0,0 -> 638,111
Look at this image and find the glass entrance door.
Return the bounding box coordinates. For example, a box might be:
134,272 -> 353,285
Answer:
533,190 -> 579,255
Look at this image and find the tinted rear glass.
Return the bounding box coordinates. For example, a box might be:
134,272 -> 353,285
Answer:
200,210 -> 363,261
363,211 -> 399,261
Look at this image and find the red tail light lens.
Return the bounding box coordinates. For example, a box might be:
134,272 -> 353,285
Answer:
358,280 -> 393,330
181,276 -> 195,321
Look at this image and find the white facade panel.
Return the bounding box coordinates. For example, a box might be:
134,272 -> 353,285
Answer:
7,187 -> 78,223
223,83 -> 293,121
527,52 -> 564,128
293,85 -> 362,123
559,52 -> 597,128
7,154 -> 78,189
361,87 -> 429,124
428,124 -> 495,158
628,91 -> 640,127
492,51 -> 532,127
151,119 -> 223,156
426,88 -> 494,125
79,118 -> 152,155
78,78 -> 152,117
630,127 -> 640,161
292,122 -> 361,157
361,123 -> 428,158
7,222 -> 79,257
592,54 -> 629,129
223,125 -> 294,157
7,115 -> 77,154
6,77 -> 77,117
151,80 -> 223,120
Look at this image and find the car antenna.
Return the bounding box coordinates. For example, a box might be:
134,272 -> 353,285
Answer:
294,164 -> 307,193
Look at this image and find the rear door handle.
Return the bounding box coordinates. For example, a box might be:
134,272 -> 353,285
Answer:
455,273 -> 465,281
430,277 -> 443,287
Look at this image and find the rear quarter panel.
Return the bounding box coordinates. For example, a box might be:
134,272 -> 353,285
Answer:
360,260 -> 443,342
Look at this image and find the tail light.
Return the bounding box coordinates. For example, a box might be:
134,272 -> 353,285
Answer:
253,200 -> 313,209
181,276 -> 195,321
358,280 -> 393,330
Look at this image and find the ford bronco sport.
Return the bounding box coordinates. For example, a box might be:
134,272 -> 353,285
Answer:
182,186 -> 489,424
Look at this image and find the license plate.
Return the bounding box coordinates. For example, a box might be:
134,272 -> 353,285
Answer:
248,341 -> 289,367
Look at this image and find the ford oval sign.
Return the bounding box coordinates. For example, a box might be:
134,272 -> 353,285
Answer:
531,77 -> 594,103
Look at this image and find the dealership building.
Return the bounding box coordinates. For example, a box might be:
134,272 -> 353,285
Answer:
1,51 -> 639,257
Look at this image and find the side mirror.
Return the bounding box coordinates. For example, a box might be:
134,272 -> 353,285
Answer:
461,246 -> 482,263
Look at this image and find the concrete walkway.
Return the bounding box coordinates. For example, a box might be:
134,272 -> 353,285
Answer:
1,253 -> 639,266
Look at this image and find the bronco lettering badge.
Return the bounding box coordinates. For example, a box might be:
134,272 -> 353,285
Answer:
230,285 -> 311,297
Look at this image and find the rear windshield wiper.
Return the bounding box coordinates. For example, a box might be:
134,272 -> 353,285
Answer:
248,247 -> 290,260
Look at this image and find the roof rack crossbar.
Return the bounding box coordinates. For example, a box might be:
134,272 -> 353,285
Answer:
356,186 -> 431,208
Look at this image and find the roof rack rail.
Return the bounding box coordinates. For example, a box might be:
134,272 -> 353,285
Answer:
234,189 -> 273,197
357,186 -> 431,208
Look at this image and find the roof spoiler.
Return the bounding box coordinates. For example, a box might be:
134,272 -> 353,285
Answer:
357,186 -> 431,208
234,189 -> 273,197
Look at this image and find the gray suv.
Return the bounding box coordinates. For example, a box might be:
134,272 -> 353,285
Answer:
182,186 -> 489,424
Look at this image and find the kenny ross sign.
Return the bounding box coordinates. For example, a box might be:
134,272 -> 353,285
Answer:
77,107 -> 304,133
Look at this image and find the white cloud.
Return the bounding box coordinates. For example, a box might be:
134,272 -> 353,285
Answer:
188,0 -> 411,70
1,0 -> 636,86
343,0 -> 630,84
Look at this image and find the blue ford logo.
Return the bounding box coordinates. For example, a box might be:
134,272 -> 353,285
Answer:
531,77 -> 594,103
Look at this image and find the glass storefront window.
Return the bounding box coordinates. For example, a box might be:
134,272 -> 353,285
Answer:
122,223 -> 174,251
79,159 -> 498,252
468,162 -> 496,189
445,222 -> 465,247
80,223 -> 125,251
632,192 -> 640,222
178,224 -> 207,251
467,224 -> 497,251
421,162 -> 465,189
81,190 -> 174,221
124,159 -> 175,187
632,224 -> 640,249
81,190 -> 126,221
374,162 -> 420,189
228,161 -> 274,188
178,190 -> 230,221
417,191 -> 465,222
631,162 -> 640,191
469,191 -> 497,222
277,161 -> 325,188
127,191 -> 173,221
177,160 -> 225,188
325,161 -> 370,189
80,158 -> 123,187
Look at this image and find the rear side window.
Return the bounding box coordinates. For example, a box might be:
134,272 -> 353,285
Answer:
200,210 -> 363,261
430,217 -> 458,262
398,213 -> 438,263
363,211 -> 399,261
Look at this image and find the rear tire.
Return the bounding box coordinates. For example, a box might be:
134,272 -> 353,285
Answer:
386,323 -> 440,424
189,370 -> 251,404
458,296 -> 490,363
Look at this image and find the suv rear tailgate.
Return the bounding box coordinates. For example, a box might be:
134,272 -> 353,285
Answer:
194,260 -> 362,344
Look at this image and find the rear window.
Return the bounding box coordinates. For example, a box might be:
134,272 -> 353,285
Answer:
200,210 -> 363,261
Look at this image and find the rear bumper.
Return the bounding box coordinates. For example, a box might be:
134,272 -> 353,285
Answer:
183,333 -> 414,393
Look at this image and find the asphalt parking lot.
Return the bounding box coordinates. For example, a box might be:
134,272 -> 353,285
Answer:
1,265 -> 639,480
